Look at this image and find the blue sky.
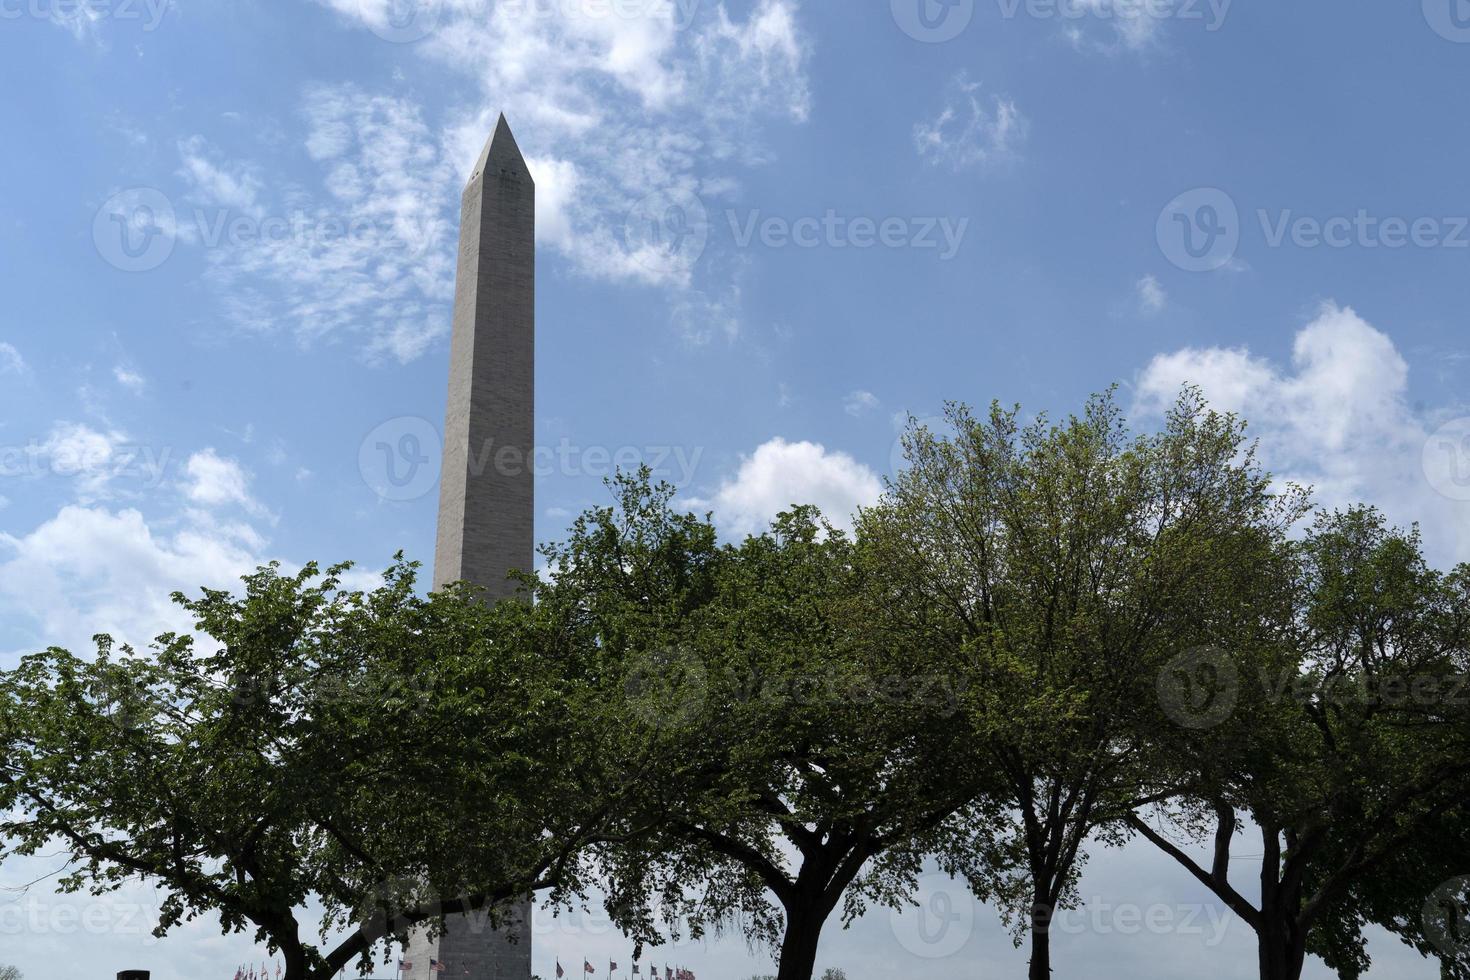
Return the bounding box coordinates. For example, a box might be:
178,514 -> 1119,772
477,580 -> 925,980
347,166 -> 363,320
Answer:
2,0 -> 1469,977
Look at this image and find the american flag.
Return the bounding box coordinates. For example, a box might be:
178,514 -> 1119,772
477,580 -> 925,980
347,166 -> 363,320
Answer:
584,960 -> 596,975
430,959 -> 446,973
556,962 -> 565,978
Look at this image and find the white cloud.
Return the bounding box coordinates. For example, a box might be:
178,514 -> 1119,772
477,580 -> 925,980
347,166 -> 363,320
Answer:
178,91 -> 457,364
164,2 -> 810,356
182,449 -> 267,518
1136,302 -> 1470,567
915,72 -> 1026,172
39,422 -> 131,500
1136,274 -> 1166,315
0,342 -> 25,374
177,136 -> 263,214
844,390 -> 880,417
1065,0 -> 1169,52
687,437 -> 884,539
114,365 -> 147,392
670,280 -> 742,345
47,2 -> 105,41
308,0 -> 810,336
0,506 -> 265,660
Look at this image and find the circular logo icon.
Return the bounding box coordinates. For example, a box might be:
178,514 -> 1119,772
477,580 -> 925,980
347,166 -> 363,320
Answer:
362,0 -> 443,42
623,647 -> 709,729
94,187 -> 176,272
95,672 -> 148,733
1424,418 -> 1470,502
1424,876 -> 1470,961
1424,0 -> 1470,42
624,189 -> 710,280
1158,646 -> 1239,730
890,873 -> 974,959
890,414 -> 949,477
1156,188 -> 1240,273
359,417 -> 442,502
891,0 -> 975,42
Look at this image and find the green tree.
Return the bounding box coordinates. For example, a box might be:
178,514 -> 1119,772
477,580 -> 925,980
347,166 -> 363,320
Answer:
531,474 -> 991,980
0,965 -> 22,980
863,389 -> 1305,980
0,559 -> 636,980
1130,507 -> 1470,980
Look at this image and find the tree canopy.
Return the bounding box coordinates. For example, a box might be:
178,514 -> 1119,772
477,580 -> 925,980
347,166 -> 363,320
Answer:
0,559 -> 643,980
1128,507 -> 1470,980
528,474 -> 992,980
1,390 -> 1468,980
861,389 -> 1307,979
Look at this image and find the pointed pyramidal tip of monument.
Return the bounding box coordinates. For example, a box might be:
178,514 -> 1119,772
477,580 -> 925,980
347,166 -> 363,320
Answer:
468,113 -> 532,187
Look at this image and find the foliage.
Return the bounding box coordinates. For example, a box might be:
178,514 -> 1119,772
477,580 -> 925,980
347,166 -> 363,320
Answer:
529,472 -> 992,980
2,389 -> 1468,980
862,387 -> 1309,980
0,558 -> 636,980
1130,508 -> 1470,980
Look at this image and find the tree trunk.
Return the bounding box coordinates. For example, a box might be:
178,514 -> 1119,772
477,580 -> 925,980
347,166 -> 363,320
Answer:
775,900 -> 825,980
280,938 -> 309,980
1028,898 -> 1054,980
1256,921 -> 1307,980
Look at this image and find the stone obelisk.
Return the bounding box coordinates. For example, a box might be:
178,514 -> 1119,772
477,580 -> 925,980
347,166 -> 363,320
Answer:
403,114 -> 535,980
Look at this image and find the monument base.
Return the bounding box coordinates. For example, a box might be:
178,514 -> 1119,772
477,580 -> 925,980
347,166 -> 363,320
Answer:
402,900 -> 532,980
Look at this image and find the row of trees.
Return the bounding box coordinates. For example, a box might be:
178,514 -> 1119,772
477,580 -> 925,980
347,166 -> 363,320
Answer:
1,390 -> 1467,980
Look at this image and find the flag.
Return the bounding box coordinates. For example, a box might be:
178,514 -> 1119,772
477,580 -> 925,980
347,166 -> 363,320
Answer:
430,959 -> 446,973
584,960 -> 596,974
556,962 -> 565,979
401,962 -> 414,971
633,966 -> 641,976
610,962 -> 618,973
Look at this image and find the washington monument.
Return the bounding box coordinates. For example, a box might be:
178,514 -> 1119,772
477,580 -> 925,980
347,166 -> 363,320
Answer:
402,114 -> 535,980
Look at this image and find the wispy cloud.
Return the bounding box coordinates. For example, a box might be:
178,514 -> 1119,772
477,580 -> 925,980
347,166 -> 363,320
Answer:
0,342 -> 26,375
915,72 -> 1026,172
1136,274 -> 1166,315
176,90 -> 457,364
311,0 -> 812,338
844,390 -> 880,417
114,365 -> 147,393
